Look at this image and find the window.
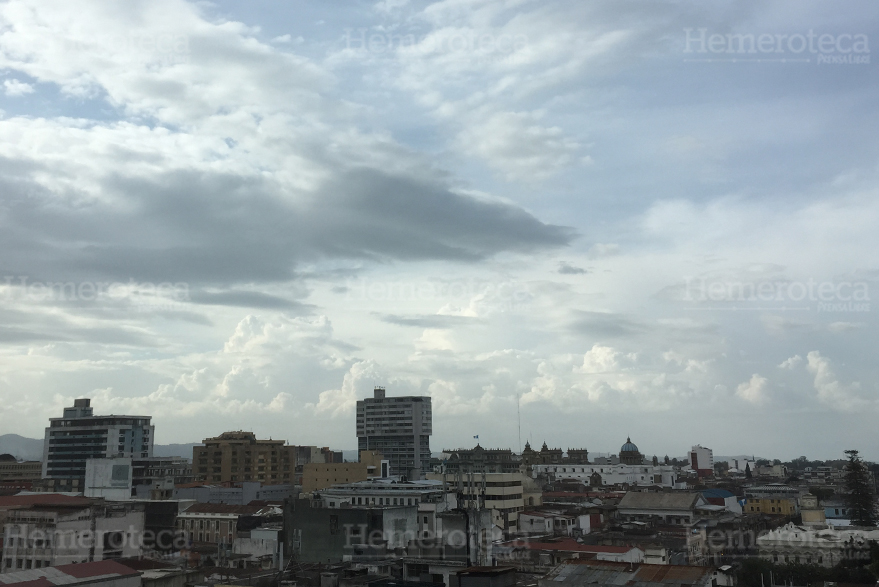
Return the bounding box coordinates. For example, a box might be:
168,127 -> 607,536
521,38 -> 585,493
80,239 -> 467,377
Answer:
329,515 -> 339,535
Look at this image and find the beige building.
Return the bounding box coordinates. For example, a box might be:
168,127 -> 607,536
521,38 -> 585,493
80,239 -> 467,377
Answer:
0,458 -> 42,482
193,431 -> 296,484
799,494 -> 826,526
302,451 -> 387,493
427,471 -> 526,532
177,502 -> 279,545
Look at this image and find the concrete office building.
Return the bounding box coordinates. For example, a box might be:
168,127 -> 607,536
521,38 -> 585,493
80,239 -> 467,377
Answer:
193,431 -> 295,484
357,387 -> 432,478
41,399 -> 154,490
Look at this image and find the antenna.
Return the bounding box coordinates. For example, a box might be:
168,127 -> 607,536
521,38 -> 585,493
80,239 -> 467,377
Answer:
517,393 -> 522,453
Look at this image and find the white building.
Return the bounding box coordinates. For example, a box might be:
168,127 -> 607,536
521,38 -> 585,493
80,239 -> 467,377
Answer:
42,399 -> 154,487
533,463 -> 677,487
317,478 -> 455,539
757,523 -> 879,567
1,501 -> 145,570
689,445 -> 714,476
518,510 -> 593,536
726,458 -> 756,475
84,458 -> 132,501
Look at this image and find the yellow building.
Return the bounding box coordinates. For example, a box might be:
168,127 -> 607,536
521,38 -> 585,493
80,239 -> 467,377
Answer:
302,450 -> 386,493
193,431 -> 296,484
744,497 -> 797,516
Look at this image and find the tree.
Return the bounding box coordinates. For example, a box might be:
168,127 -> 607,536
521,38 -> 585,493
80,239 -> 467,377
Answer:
843,449 -> 877,527
745,462 -> 753,479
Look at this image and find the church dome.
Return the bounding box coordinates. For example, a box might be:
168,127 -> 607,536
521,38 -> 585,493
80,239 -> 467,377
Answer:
620,437 -> 639,453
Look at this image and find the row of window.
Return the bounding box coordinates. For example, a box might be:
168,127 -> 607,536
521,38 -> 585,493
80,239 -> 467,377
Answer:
5,559 -> 51,570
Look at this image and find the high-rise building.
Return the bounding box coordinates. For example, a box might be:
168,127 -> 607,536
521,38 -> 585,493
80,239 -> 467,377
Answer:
41,399 -> 155,487
192,431 -> 296,484
690,444 -> 714,477
356,386 -> 432,477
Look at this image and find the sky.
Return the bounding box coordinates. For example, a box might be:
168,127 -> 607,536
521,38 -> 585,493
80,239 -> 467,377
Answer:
0,0 -> 877,461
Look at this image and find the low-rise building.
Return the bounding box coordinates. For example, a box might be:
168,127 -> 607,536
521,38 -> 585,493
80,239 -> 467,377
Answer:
176,502 -> 280,546
495,537 -> 643,568
757,523 -> 879,567
426,472 -> 526,533
0,560 -> 141,587
616,492 -> 710,526
533,463 -> 677,488
800,494 -> 826,526
173,481 -> 295,505
539,560 -> 734,587
743,496 -> 798,516
1,498 -> 146,570
302,451 -> 388,493
0,457 -> 41,483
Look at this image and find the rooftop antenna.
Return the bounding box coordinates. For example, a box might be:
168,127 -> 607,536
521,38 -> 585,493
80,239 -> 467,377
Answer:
516,393 -> 522,453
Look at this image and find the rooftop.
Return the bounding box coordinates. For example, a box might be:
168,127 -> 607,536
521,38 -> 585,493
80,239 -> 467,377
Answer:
0,560 -> 139,587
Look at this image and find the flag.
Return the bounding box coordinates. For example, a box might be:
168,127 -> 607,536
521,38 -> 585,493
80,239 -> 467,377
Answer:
473,435 -> 479,439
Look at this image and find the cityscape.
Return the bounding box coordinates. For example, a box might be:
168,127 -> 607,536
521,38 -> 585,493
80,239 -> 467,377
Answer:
1,1 -> 878,587
0,393 -> 874,587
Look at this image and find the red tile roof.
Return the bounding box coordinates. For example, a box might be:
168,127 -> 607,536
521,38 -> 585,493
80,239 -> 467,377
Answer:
0,559 -> 140,586
0,494 -> 90,508
56,560 -> 140,579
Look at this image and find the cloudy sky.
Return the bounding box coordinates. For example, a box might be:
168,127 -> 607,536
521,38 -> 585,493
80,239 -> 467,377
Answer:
1,0 -> 877,461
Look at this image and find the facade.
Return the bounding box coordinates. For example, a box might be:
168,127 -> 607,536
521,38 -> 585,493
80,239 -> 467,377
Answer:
132,456 -> 193,499
441,446 -> 519,474
495,537 -> 644,567
177,502 -> 280,545
689,445 -> 714,477
84,457 -> 133,500
616,492 -> 709,526
520,442 -> 563,467
533,463 -> 677,487
284,498 -> 418,562
172,481 -> 294,505
426,472 -> 526,533
803,466 -> 844,485
619,438 -> 643,466
192,431 -> 295,484
742,497 -> 797,516
800,494 -> 827,526
357,387 -> 432,477
757,523 -> 879,567
302,450 -> 388,493
1,501 -> 146,570
42,399 -> 154,486
0,457 -> 41,482
755,464 -> 788,478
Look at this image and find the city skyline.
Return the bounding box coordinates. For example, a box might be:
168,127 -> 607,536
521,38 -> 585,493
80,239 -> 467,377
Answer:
0,1 -> 878,460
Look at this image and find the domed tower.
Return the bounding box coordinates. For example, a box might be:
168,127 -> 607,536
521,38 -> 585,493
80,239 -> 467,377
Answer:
619,437 -> 643,465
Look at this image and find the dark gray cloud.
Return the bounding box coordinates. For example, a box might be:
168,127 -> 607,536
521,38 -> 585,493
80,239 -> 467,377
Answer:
0,165 -> 574,287
569,310 -> 648,338
377,313 -> 479,329
558,262 -> 587,275
190,290 -> 312,311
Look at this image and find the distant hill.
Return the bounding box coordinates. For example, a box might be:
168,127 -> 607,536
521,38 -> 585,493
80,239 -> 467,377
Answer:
0,434 -> 43,461
0,434 -> 197,462
154,443 -> 199,459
